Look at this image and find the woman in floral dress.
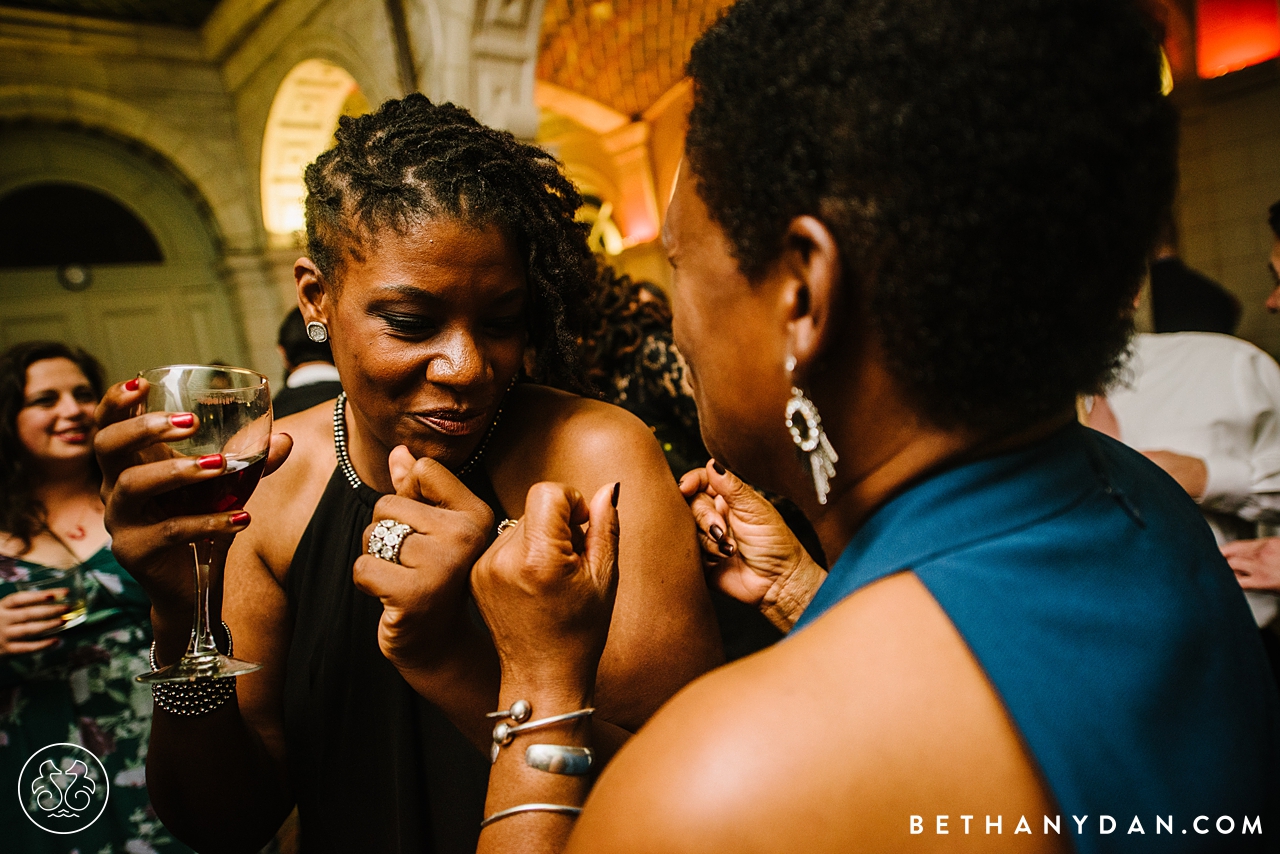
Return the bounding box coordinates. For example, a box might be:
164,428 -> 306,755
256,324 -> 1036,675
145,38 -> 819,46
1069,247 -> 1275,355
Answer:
0,341 -> 191,854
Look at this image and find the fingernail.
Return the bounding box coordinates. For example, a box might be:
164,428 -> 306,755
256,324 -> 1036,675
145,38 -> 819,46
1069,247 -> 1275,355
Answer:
709,524 -> 725,542
229,511 -> 250,525
712,460 -> 726,476
719,540 -> 736,557
611,481 -> 621,508
170,413 -> 195,428
197,454 -> 224,470
124,378 -> 140,392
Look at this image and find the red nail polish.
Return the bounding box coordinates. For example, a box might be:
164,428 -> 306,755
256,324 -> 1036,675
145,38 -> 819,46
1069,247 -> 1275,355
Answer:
611,482 -> 621,508
170,413 -> 195,428
229,511 -> 250,525
712,460 -> 726,476
124,378 -> 140,392
197,454 -> 224,470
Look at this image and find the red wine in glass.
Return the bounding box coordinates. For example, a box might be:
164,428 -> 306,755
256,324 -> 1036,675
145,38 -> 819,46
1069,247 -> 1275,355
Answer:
162,454 -> 267,516
135,365 -> 272,684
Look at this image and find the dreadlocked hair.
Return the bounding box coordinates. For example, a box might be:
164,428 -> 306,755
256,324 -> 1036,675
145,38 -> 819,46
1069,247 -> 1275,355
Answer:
303,93 -> 596,393
580,265 -> 674,398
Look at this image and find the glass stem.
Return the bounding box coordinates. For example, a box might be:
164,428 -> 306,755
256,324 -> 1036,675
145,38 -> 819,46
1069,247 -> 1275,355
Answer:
185,538 -> 219,659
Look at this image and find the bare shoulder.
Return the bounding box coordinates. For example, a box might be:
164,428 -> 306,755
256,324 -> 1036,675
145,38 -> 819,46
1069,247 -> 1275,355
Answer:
489,384 -> 673,514
493,385 -> 721,726
569,571 -> 1065,854
238,403 -> 338,582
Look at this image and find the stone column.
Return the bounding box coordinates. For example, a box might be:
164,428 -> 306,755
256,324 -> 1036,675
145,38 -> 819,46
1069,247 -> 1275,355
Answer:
219,250 -> 292,386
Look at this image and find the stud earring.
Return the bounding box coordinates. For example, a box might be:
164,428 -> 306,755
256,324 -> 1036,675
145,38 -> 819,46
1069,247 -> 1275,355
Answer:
784,355 -> 838,505
306,321 -> 329,343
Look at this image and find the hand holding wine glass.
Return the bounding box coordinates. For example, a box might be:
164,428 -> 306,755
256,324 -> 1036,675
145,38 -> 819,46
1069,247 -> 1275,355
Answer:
136,365 -> 273,682
94,365 -> 283,683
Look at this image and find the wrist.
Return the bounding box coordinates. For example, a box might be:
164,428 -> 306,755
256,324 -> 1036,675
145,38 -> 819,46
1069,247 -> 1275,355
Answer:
496,680 -> 594,717
762,555 -> 827,632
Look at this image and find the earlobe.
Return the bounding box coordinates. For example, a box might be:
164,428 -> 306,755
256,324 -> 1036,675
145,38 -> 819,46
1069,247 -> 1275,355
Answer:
295,257 -> 329,324
782,216 -> 842,373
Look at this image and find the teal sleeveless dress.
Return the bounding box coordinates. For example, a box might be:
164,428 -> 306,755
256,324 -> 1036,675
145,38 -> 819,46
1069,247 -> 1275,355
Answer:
794,424 -> 1280,852
0,545 -> 194,854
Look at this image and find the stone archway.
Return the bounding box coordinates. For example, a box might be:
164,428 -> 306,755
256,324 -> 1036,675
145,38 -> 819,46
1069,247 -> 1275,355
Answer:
0,85 -> 284,376
0,126 -> 249,382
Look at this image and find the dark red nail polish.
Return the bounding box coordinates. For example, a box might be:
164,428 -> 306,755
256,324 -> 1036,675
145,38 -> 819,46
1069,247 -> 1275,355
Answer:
712,460 -> 726,476
124,378 -> 140,392
719,540 -> 736,557
197,454 -> 224,470
611,482 -> 621,508
229,511 -> 250,525
170,413 -> 195,428
709,524 -> 725,542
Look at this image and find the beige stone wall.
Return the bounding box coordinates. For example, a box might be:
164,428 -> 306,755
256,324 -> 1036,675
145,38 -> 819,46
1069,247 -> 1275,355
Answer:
1175,66 -> 1280,359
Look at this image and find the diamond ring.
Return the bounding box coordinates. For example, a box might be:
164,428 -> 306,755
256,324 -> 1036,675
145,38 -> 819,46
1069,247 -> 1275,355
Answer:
368,519 -> 413,564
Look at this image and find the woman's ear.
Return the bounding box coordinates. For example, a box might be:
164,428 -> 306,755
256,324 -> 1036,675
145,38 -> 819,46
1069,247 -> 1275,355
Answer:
780,216 -> 841,376
295,258 -> 330,324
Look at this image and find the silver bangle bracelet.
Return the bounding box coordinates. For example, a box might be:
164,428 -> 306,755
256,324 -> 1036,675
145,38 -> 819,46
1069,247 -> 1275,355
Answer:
489,702 -> 595,763
480,803 -> 583,830
526,744 -> 594,776
148,622 -> 237,717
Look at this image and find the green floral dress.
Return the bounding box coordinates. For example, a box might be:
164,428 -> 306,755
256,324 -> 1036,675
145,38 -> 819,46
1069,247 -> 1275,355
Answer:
0,546 -> 193,854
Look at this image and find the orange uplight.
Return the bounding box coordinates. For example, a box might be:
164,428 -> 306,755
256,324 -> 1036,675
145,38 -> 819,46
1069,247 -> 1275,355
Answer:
1197,0 -> 1280,78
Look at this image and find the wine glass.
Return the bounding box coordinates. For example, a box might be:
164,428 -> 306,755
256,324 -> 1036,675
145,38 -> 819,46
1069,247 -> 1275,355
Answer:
134,365 -> 272,683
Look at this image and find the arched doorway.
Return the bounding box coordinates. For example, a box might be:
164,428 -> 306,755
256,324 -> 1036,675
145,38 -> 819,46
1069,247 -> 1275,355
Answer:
0,126 -> 246,382
261,59 -> 370,249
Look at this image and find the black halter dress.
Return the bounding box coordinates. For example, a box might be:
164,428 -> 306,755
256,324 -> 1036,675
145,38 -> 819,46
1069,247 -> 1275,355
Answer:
282,465 -> 505,853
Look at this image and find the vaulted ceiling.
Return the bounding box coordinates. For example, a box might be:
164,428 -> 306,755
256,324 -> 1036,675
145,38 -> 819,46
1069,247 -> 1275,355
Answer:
537,0 -> 736,119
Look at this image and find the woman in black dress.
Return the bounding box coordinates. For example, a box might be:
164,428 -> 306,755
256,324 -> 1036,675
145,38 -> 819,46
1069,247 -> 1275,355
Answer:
93,95 -> 721,853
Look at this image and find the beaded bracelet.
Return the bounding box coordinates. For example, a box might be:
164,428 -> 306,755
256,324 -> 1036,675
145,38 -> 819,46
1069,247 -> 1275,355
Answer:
148,622 -> 237,717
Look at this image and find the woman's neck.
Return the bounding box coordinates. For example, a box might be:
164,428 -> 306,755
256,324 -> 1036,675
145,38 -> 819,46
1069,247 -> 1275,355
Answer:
809,404 -> 1075,567
343,400 -> 396,493
31,463 -> 98,506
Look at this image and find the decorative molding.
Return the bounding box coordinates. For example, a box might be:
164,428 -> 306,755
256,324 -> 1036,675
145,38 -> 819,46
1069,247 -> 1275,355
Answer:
468,0 -> 545,137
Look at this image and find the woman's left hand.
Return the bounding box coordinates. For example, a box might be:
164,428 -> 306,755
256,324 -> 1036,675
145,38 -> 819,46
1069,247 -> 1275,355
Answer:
472,481 -> 619,694
354,446 -> 496,672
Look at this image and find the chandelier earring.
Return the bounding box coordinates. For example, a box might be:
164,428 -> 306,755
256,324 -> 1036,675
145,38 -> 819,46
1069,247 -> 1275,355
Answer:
784,355 -> 839,505
306,321 -> 329,344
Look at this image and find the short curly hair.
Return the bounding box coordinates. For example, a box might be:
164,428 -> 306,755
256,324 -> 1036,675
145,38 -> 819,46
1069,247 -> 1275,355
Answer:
304,94 -> 596,392
686,0 -> 1178,432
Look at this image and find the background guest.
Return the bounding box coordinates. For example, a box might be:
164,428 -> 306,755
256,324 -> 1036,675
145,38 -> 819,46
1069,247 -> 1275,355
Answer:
272,306 -> 342,418
0,341 -> 191,854
1149,215 -> 1241,334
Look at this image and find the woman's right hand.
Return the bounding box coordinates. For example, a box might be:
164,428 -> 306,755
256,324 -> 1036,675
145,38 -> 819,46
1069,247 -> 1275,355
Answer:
0,590 -> 67,655
678,461 -> 826,632
93,378 -> 293,614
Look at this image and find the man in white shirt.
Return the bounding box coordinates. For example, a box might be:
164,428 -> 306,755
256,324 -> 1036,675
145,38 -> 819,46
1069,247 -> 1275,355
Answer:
1104,331 -> 1280,629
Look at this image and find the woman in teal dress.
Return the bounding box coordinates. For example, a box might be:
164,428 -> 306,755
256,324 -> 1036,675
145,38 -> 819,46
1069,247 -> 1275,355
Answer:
0,341 -> 191,854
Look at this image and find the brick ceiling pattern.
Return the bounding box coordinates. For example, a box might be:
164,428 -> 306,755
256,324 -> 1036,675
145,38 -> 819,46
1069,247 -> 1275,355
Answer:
537,0 -> 736,118
0,0 -> 218,27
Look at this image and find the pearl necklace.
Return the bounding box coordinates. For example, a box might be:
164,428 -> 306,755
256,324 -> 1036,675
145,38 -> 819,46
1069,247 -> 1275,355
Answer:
332,386 -> 511,490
